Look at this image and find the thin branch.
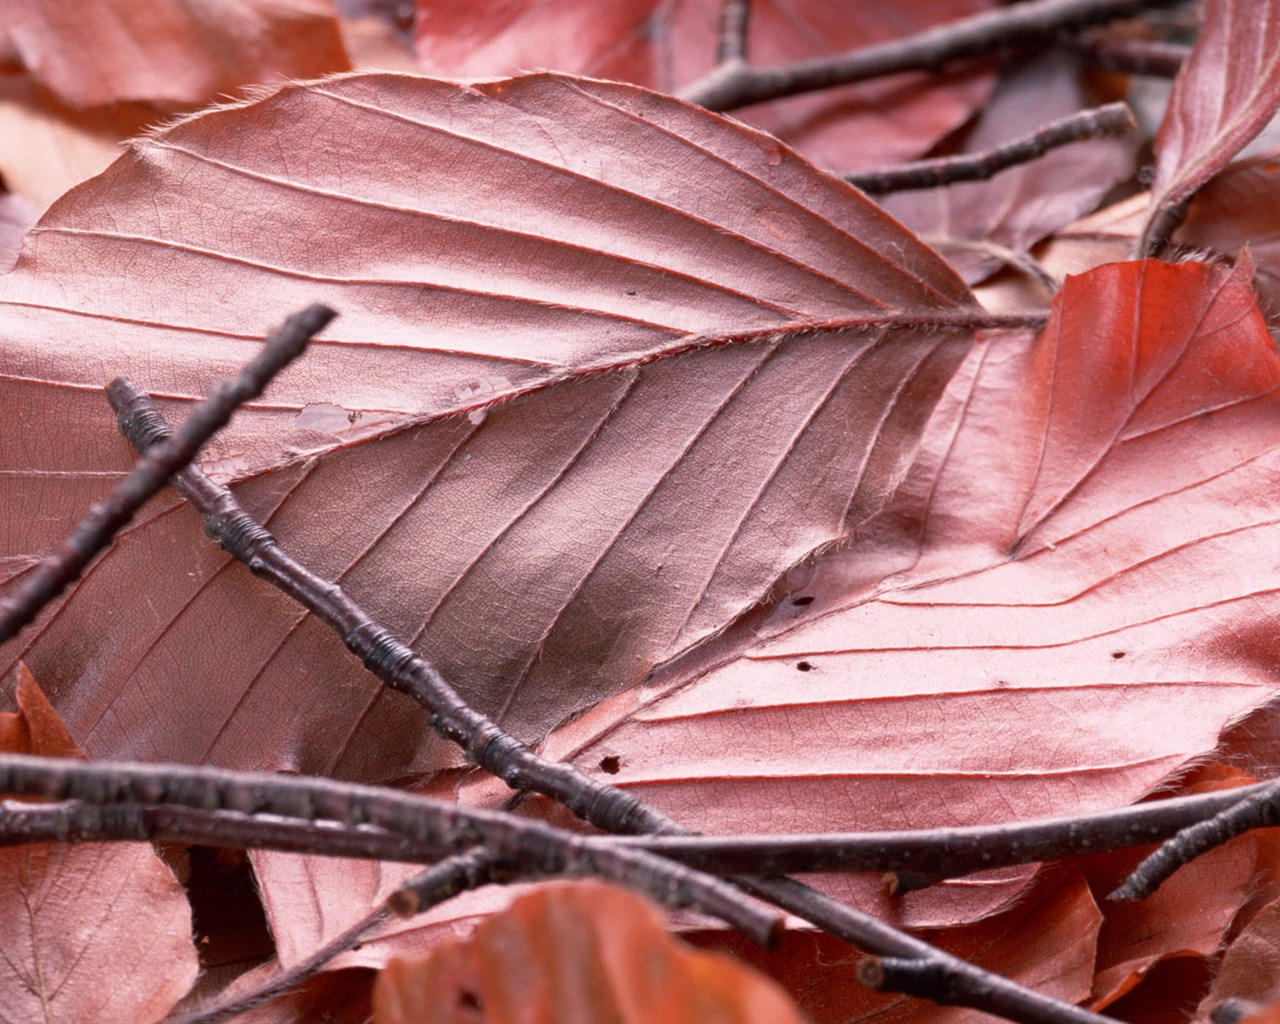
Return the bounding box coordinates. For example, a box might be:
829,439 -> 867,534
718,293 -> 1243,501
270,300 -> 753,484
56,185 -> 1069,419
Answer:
172,904 -> 391,1024
173,850 -> 496,1024
1111,778 -> 1280,901
846,103 -> 1136,194
716,0 -> 751,64
107,379 -> 680,840
1070,32 -> 1188,77
619,780 -> 1267,877
386,846 -> 498,917
0,754 -> 781,946
4,779 -> 1263,885
0,304 -> 335,645
680,0 -> 1185,112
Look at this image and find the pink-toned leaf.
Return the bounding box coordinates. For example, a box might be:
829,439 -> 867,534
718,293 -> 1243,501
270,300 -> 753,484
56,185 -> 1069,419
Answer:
412,0 -> 996,172
0,666 -> 197,1023
371,880 -> 807,1024
524,257 -> 1280,924
0,0 -> 350,109
1143,0 -> 1280,243
881,53 -> 1136,284
1177,149 -> 1280,317
0,71 -> 976,782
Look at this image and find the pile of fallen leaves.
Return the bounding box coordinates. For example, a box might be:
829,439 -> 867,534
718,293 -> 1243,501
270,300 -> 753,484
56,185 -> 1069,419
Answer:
4,0 -> 1280,1021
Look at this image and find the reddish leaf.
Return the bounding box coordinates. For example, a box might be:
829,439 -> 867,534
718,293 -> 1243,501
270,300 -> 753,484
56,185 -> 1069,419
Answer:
1177,150 -> 1280,317
526,257 -> 1280,924
0,0 -> 350,109
411,0 -> 996,171
371,880 -> 807,1024
0,666 -> 197,1022
1084,768 -> 1280,1009
690,866 -> 1099,1024
0,72 -> 978,779
1196,888 -> 1280,1019
1143,0 -> 1280,241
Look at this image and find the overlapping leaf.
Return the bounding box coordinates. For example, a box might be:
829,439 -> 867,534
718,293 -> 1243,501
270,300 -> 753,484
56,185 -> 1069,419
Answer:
0,0 -> 349,109
1142,0 -> 1280,247
0,666 -> 196,1023
411,0 -> 997,171
373,881 -> 806,1024
881,53 -> 1136,284
522,257 -> 1280,923
0,71 -> 978,779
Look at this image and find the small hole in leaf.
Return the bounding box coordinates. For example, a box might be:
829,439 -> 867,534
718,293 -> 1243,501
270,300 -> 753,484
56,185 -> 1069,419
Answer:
1111,651 -> 1126,660
797,661 -> 813,672
792,596 -> 815,606
599,755 -> 622,775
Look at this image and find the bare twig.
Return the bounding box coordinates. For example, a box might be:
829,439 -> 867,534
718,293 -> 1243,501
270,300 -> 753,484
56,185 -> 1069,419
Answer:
0,305 -> 335,645
1070,32 -> 1188,77
172,904 -> 391,1024
740,876 -> 1115,1024
621,780 -> 1268,877
4,779 -> 1263,887
0,754 -> 780,946
107,380 -> 679,839
680,0 -> 1184,112
716,0 -> 751,64
846,102 -> 1136,194
1111,778 -> 1280,901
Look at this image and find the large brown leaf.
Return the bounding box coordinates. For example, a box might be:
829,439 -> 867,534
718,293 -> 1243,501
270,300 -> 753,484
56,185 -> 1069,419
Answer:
520,256 -> 1280,924
411,0 -> 996,172
0,71 -> 977,779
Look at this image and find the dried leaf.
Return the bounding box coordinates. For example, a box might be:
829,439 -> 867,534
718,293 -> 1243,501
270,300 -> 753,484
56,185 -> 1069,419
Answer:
531,257 -> 1280,924
411,0 -> 997,171
0,71 -> 978,778
0,666 -> 197,1023
1177,150 -> 1280,317
1143,0 -> 1280,242
0,0 -> 350,109
372,881 -> 807,1024
690,866 -> 1099,1024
